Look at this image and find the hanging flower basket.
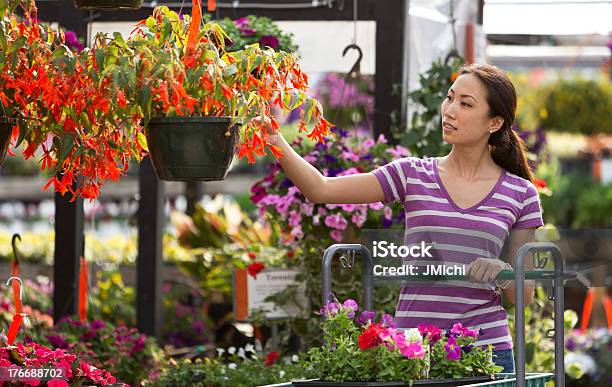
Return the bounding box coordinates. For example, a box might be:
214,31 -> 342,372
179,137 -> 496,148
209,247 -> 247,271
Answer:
144,116 -> 240,181
73,0 -> 143,10
0,117 -> 16,167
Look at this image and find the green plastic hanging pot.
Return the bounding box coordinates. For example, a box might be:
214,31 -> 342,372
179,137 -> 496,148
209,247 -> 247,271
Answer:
144,116 -> 241,182
73,0 -> 143,10
0,117 -> 16,168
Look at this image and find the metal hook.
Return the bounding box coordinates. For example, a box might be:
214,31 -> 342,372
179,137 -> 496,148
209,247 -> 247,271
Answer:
339,250 -> 356,269
11,234 -> 21,265
342,43 -> 362,79
533,251 -> 548,269
5,277 -> 23,303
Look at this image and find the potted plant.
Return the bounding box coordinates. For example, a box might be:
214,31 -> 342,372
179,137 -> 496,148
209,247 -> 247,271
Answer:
207,14 -> 299,53
0,0 -> 56,167
0,0 -> 147,199
73,0 -> 143,11
300,298 -> 502,386
118,5 -> 331,181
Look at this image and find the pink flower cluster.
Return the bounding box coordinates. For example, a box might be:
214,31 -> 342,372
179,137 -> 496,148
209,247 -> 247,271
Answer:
0,341 -> 119,386
355,311 -> 425,359
251,130 -> 409,245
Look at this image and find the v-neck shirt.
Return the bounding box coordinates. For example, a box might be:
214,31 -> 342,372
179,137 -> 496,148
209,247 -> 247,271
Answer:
433,157 -> 505,214
373,156 -> 544,350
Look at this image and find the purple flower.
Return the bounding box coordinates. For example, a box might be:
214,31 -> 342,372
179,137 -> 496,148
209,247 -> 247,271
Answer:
63,30 -> 84,52
445,336 -> 461,361
566,337 -> 577,351
342,299 -> 358,318
240,28 -> 255,36
235,17 -> 249,26
47,335 -> 69,349
90,320 -> 106,330
324,154 -> 337,163
381,313 -> 396,328
320,301 -> 340,318
259,35 -> 279,49
461,345 -> 473,353
358,310 -> 376,325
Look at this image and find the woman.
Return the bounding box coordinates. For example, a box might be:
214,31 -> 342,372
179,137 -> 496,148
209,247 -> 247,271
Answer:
265,63 -> 543,372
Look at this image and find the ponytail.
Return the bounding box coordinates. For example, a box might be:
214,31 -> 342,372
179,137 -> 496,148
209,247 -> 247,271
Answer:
489,126 -> 534,182
459,63 -> 534,182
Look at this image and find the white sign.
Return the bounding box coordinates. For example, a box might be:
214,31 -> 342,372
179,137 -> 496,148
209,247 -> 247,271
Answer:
234,269 -> 309,321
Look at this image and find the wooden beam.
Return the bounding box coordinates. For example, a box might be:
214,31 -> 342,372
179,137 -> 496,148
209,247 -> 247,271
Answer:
136,157 -> 165,339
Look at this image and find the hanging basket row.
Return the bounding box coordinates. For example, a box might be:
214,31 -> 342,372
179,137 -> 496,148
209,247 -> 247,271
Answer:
73,0 -> 143,10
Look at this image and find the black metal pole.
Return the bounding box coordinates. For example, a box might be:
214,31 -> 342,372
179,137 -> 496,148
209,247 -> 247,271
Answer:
374,0 -> 405,144
53,183 -> 84,323
136,157 -> 165,339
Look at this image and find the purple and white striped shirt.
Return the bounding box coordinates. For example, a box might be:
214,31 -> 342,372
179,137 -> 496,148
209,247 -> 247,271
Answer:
373,156 -> 544,350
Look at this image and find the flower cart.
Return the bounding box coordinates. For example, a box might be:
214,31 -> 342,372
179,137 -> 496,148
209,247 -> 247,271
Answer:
312,242 -> 578,387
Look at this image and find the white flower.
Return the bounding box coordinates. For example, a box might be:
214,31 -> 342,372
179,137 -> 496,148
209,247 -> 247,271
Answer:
291,354 -> 299,363
245,343 -> 255,353
238,348 -> 246,359
228,363 -> 237,370
279,370 -> 286,378
565,352 -> 596,378
228,346 -> 236,355
216,348 -> 225,357
404,328 -> 423,343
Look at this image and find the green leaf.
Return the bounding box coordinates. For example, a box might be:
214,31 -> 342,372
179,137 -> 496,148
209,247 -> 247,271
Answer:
137,133 -> 148,152
57,133 -> 75,167
223,64 -> 238,77
6,36 -> 26,55
15,120 -> 30,148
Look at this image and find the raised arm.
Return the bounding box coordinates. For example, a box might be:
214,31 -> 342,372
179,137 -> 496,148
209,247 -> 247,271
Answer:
268,132 -> 385,204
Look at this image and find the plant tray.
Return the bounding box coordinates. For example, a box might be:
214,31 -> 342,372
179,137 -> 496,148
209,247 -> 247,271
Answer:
262,374 -> 554,387
293,375 -> 493,387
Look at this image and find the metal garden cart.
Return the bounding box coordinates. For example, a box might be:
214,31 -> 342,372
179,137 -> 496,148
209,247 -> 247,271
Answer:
318,241 -> 578,387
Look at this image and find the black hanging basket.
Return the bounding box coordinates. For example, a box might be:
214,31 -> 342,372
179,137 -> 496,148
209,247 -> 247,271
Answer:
0,117 -> 17,168
144,116 -> 240,182
73,0 -> 144,10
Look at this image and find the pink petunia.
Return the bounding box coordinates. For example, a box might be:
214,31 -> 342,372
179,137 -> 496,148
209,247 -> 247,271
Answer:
340,151 -> 360,162
369,202 -> 384,210
330,230 -> 344,242
288,211 -> 302,227
325,214 -> 348,230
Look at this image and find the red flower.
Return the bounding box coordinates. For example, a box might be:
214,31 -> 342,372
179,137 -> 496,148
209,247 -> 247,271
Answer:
247,252 -> 257,260
534,178 -> 547,190
247,261 -> 265,278
358,323 -> 384,350
265,351 -> 280,366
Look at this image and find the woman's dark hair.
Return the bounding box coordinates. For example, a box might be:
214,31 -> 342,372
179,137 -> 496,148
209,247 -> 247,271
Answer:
459,63 -> 534,182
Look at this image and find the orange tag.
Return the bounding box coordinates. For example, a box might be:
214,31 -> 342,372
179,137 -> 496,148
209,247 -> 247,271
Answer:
78,257 -> 88,322
7,314 -> 23,346
208,0 -> 217,12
